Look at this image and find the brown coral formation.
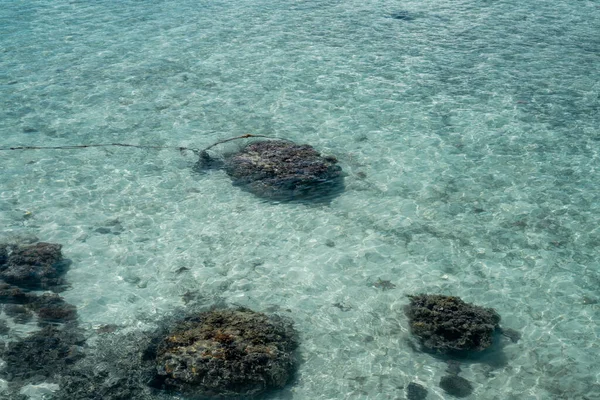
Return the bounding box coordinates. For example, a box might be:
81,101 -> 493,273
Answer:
405,294 -> 501,355
154,308 -> 298,398
224,140 -> 344,201
0,242 -> 69,290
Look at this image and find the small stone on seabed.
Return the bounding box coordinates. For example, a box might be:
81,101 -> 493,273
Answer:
500,327 -> 521,343
407,381 -> 428,400
439,375 -> 473,398
371,278 -> 396,290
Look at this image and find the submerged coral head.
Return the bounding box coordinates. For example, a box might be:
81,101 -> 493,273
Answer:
223,140 -> 345,202
404,294 -> 501,355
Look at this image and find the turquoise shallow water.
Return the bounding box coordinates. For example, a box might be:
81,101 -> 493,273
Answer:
1,0 -> 599,398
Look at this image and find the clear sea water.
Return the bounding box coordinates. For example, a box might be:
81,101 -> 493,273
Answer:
1,0 -> 599,399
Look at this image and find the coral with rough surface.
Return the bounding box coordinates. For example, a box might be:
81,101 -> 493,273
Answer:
0,242 -> 69,290
224,141 -> 344,201
2,303 -> 34,324
0,325 -> 86,384
0,283 -> 76,326
0,245 -> 7,265
405,294 -> 501,354
154,308 -> 298,398
0,282 -> 30,303
7,242 -> 63,266
29,293 -> 78,325
56,330 -> 160,400
0,240 -> 84,399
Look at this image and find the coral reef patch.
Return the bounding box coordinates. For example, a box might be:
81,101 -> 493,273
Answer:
0,245 -> 7,265
0,283 -> 77,327
1,240 -> 299,400
0,325 -> 86,384
152,308 -> 298,398
0,240 -> 82,398
223,140 -> 344,201
54,330 -> 159,400
0,242 -> 70,290
404,294 -> 501,355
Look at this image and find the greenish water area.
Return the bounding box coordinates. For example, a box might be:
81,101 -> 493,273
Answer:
1,0 -> 599,398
